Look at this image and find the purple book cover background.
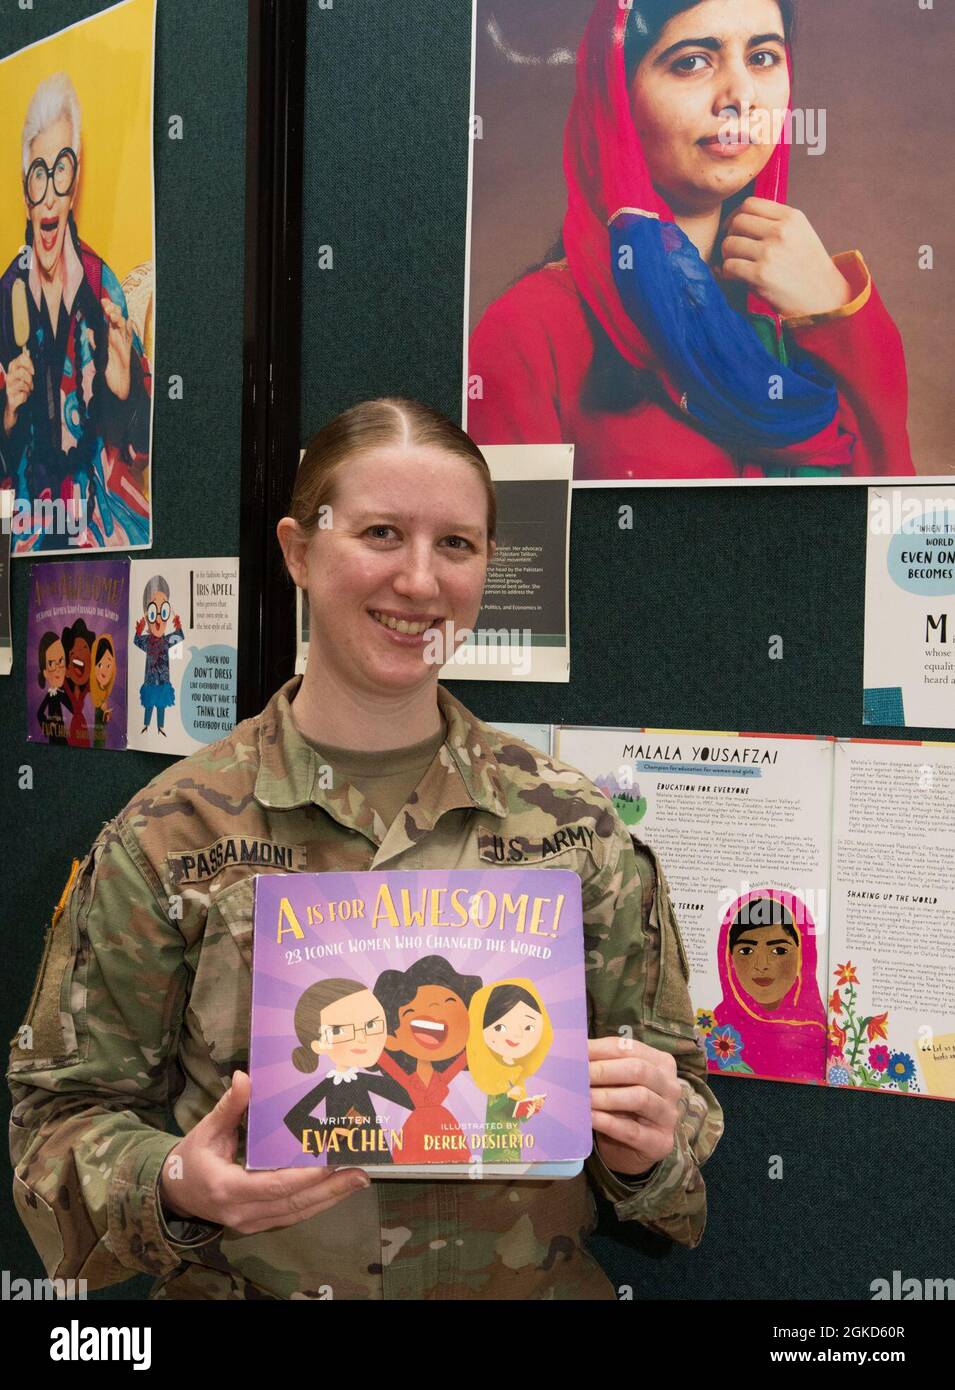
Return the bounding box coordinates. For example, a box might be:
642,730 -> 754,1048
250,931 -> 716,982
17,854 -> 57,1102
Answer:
26,558 -> 129,748
247,868 -> 592,1169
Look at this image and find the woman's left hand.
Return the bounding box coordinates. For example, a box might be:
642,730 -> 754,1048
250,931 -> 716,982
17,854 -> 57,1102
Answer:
589,1035 -> 682,1177
720,197 -> 852,319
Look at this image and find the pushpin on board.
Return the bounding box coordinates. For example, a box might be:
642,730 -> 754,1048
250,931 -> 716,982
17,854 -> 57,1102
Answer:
11,279 -> 30,358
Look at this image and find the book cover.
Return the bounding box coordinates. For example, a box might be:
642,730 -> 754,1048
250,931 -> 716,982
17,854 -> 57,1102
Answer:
126,556 -> 239,754
247,868 -> 593,1176
26,557 -> 129,749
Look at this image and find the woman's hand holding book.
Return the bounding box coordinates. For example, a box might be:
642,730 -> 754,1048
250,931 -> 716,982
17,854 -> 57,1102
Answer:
159,1070 -> 370,1234
588,1036 -> 682,1178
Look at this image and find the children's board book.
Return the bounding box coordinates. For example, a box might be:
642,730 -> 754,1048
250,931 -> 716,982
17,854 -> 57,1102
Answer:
247,868 -> 594,1178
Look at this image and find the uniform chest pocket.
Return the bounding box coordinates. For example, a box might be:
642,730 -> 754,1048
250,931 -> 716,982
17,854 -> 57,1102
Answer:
185,876 -> 256,1068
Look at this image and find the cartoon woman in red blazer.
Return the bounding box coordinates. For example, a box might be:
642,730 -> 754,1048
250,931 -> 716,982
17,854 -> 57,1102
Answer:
374,955 -> 483,1165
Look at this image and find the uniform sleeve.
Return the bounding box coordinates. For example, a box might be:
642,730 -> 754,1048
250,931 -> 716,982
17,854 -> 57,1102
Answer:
6,817 -> 204,1286
583,822 -> 723,1249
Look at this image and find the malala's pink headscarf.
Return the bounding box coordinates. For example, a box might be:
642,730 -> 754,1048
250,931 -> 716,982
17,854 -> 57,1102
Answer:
563,0 -> 790,383
713,889 -> 827,1082
561,0 -> 854,467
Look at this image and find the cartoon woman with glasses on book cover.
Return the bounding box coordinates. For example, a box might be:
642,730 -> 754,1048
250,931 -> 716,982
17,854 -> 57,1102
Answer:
283,978 -> 412,1166
35,630 -> 71,743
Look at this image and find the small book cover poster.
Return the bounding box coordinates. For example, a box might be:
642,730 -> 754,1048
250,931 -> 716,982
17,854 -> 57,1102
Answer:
26,556 -> 128,748
126,556 -> 238,754
248,868 -> 593,1177
863,488 -> 955,728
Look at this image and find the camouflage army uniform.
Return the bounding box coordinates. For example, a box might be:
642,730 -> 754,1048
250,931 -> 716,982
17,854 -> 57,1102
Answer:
8,674 -> 723,1300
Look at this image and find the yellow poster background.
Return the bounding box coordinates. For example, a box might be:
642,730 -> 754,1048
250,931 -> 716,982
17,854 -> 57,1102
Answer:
0,0 -> 155,340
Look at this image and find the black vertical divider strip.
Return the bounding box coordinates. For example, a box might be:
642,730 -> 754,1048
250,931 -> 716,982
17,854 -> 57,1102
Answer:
238,0 -> 306,720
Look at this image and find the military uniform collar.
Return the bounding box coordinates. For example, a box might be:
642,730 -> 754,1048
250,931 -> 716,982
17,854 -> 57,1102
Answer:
253,675 -> 510,828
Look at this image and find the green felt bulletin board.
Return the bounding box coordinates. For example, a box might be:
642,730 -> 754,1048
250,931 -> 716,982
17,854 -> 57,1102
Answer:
1,0 -> 951,1302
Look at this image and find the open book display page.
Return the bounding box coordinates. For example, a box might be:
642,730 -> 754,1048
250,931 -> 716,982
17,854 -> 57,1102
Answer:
556,728 -> 955,1101
830,740 -> 955,1100
247,868 -> 593,1178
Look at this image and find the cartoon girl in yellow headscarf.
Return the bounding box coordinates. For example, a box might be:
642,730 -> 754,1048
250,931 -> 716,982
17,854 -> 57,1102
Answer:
89,635 -> 116,750
466,978 -> 553,1163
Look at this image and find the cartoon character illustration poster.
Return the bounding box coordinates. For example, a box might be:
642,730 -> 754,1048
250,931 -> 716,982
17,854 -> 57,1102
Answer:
702,888 -> 828,1084
126,556 -> 238,756
26,555 -> 129,749
0,0 -> 156,555
863,488 -> 955,729
248,869 -> 592,1176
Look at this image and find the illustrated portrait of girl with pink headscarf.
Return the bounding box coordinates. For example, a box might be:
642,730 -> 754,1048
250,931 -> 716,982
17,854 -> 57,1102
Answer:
707,888 -> 827,1083
467,0 -> 916,482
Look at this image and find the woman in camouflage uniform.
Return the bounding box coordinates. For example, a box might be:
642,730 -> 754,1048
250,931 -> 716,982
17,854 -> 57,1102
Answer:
9,398 -> 722,1299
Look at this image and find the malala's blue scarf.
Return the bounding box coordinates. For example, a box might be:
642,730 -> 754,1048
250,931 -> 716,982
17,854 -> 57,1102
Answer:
609,212 -> 841,450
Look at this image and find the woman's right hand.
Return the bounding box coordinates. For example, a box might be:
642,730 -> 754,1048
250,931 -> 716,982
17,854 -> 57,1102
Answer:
720,199 -> 852,320
3,350 -> 34,434
159,1070 -> 370,1234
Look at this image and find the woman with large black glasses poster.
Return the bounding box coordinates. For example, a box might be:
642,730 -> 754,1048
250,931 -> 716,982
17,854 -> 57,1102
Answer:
0,71 -> 152,553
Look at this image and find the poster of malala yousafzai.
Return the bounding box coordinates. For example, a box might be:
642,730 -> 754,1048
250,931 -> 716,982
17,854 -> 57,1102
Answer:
464,0 -> 954,486
0,0 -> 155,555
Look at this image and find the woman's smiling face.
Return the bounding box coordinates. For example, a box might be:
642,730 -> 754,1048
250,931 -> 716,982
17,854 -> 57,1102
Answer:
25,114 -> 77,280
628,0 -> 790,215
483,1002 -> 544,1062
95,648 -> 115,687
390,985 -> 471,1061
66,635 -> 91,688
293,444 -> 494,698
